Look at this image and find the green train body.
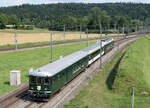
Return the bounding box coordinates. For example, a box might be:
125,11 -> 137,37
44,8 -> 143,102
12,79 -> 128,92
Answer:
28,38 -> 114,101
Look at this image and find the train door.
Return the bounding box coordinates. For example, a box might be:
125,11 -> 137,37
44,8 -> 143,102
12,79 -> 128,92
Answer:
66,65 -> 73,83
44,77 -> 52,92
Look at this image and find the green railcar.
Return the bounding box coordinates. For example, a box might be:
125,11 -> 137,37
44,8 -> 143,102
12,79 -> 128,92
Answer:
28,38 -> 114,101
29,51 -> 89,101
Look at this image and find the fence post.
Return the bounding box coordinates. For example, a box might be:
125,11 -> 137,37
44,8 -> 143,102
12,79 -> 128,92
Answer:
86,28 -> 88,47
14,29 -> 18,50
80,25 -> 82,41
132,84 -> 135,108
50,32 -> 53,63
100,25 -> 102,69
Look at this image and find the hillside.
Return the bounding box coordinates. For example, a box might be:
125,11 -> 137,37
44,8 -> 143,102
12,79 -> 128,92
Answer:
1,3 -> 149,20
0,3 -> 150,29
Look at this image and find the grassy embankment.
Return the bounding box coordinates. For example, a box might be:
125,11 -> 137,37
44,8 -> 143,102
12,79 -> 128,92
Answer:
65,35 -> 150,108
0,41 -> 96,96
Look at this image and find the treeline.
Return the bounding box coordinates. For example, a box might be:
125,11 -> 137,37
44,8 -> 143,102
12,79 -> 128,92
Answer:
0,3 -> 150,30
0,14 -> 33,29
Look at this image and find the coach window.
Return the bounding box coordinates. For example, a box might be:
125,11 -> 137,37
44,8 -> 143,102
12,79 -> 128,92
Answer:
58,74 -> 60,80
62,72 -> 65,76
52,77 -> 54,84
37,77 -> 42,85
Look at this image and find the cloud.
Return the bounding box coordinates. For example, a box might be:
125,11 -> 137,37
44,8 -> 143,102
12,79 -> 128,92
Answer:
0,0 -> 150,7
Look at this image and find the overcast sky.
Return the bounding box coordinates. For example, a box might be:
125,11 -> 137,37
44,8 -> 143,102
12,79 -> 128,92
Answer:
0,0 -> 150,7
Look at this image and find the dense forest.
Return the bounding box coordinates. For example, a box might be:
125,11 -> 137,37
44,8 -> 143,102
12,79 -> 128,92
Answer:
0,3 -> 150,31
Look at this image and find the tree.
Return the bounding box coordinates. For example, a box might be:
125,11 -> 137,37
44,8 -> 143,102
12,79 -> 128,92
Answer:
8,15 -> 19,28
101,11 -> 111,29
87,7 -> 102,29
0,14 -> 8,29
145,17 -> 150,26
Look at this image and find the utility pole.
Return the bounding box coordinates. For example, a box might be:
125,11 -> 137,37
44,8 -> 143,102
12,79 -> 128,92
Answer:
86,28 -> 88,47
135,24 -> 137,33
114,24 -> 117,31
132,84 -> 135,108
100,24 -> 102,69
64,25 -> 66,40
118,26 -> 119,51
80,25 -> 82,41
50,32 -> 53,63
128,26 -> 129,36
14,29 -> 18,50
123,24 -> 125,37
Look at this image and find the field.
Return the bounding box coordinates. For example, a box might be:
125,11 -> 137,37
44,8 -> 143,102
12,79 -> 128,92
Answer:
0,41 -> 96,96
0,29 -> 122,45
65,35 -> 150,108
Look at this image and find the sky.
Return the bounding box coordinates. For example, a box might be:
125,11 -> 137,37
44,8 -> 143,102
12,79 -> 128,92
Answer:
0,0 -> 150,7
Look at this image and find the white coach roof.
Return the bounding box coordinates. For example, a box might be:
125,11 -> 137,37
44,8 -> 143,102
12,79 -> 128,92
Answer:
29,51 -> 88,77
82,38 -> 114,54
29,38 -> 114,77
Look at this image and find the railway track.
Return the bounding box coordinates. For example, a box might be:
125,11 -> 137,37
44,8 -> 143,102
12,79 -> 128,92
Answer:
0,36 -> 123,54
0,34 -> 145,108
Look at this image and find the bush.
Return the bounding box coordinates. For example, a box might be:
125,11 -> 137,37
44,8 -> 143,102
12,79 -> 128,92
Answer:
26,25 -> 34,30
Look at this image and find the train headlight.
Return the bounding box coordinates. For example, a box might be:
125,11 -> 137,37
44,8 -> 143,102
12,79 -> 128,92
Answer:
37,86 -> 41,91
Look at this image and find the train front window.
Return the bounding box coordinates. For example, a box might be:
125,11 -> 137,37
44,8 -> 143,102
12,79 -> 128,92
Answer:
44,77 -> 52,85
30,76 -> 35,84
44,77 -> 50,85
37,77 -> 41,84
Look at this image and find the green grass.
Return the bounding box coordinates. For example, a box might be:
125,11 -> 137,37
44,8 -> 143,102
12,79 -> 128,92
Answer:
0,41 -> 96,96
65,35 -> 150,108
113,36 -> 150,96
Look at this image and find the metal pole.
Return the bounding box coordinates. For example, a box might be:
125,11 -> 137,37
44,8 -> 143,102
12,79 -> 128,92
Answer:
135,25 -> 137,33
114,24 -> 116,31
86,28 -> 88,47
100,25 -> 102,69
80,25 -> 82,41
14,29 -> 17,50
118,27 -> 119,51
76,25 -> 78,31
132,84 -> 134,108
123,25 -> 125,37
64,26 -> 66,40
128,26 -> 129,35
50,32 -> 53,63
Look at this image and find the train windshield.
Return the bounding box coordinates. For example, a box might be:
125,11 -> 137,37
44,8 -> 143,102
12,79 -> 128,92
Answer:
30,76 -> 35,84
37,77 -> 42,84
44,77 -> 51,85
